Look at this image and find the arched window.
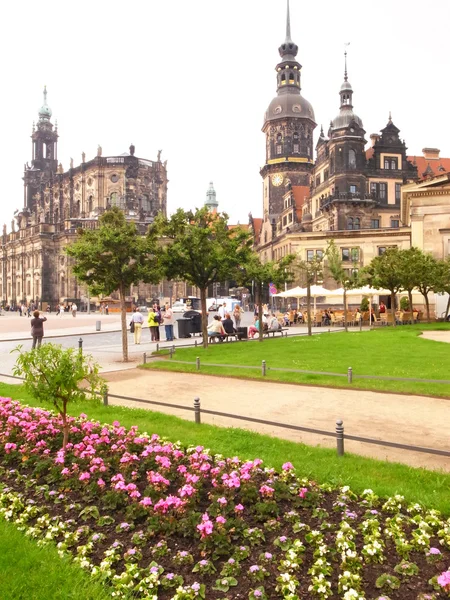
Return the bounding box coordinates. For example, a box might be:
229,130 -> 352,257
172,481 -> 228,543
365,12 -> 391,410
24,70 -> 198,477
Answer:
276,133 -> 282,155
348,149 -> 356,168
110,192 -> 119,207
141,194 -> 151,212
289,72 -> 294,83
293,132 -> 299,153
353,217 -> 360,230
88,195 -> 93,213
347,217 -> 354,230
281,73 -> 286,85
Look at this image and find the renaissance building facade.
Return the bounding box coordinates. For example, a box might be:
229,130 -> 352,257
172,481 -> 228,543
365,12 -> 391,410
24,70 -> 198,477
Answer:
252,2 -> 450,297
0,88 -> 168,308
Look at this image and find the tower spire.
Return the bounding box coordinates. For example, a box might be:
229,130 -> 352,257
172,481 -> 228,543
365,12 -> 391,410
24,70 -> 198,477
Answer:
344,42 -> 350,81
285,0 -> 292,42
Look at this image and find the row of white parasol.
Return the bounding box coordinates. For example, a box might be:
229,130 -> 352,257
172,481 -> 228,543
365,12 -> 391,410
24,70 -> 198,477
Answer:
274,285 -> 392,316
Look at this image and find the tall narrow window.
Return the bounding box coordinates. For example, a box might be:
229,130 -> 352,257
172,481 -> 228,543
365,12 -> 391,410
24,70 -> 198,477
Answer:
347,218 -> 353,230
348,149 -> 356,168
395,183 -> 401,202
379,183 -> 387,201
353,217 -> 360,230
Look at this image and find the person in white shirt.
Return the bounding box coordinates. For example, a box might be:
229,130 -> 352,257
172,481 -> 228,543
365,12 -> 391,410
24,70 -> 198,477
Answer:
59,305 -> 65,316
207,315 -> 226,342
218,303 -> 227,319
131,308 -> 144,344
162,303 -> 175,341
71,303 -> 77,317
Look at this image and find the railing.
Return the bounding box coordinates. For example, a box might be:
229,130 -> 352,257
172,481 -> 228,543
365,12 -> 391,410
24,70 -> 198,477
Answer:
0,372 -> 448,460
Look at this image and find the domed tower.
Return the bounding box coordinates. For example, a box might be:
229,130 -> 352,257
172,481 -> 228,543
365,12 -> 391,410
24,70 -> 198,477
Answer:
24,86 -> 59,212
326,50 -> 368,222
260,0 -> 316,233
204,181 -> 218,213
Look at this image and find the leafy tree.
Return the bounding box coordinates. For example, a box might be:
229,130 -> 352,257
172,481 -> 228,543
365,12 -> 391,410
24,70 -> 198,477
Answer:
325,240 -> 359,331
363,248 -> 403,326
66,207 -> 160,361
155,207 -> 253,348
239,253 -> 295,342
397,247 -> 425,324
434,257 -> 450,319
13,344 -> 105,449
295,255 -> 323,336
414,252 -> 441,322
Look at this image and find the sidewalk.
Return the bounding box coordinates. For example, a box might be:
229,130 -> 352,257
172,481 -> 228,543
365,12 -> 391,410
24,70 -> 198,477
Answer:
102,369 -> 450,472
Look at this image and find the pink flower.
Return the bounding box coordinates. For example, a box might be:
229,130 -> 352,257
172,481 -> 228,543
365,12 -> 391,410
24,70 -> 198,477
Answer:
216,516 -> 227,524
299,487 -> 308,498
79,472 -> 90,481
197,513 -> 214,538
217,497 -> 227,505
140,497 -> 153,507
97,478 -> 105,487
438,570 -> 450,590
282,462 -> 294,471
259,484 -> 275,497
235,503 -> 244,512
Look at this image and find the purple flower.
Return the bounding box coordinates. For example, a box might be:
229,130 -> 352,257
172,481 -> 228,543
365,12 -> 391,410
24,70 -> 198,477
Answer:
254,591 -> 262,598
191,582 -> 201,591
250,565 -> 260,572
428,547 -> 441,555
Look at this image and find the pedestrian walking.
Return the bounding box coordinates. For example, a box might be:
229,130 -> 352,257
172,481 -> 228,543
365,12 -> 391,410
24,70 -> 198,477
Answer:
233,304 -> 243,328
105,304 -> 109,315
218,302 -> 227,319
130,308 -> 144,344
59,304 -> 65,317
71,303 -> 78,317
148,307 -> 160,342
162,303 -> 174,341
30,310 -> 47,349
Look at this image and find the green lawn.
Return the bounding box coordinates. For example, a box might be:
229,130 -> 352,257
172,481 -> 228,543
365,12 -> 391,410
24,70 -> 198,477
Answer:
0,519 -> 110,600
143,324 -> 450,397
1,382 -> 450,515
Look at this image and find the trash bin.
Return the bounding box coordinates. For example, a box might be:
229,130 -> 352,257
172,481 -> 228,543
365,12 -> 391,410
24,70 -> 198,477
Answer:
183,311 -> 202,335
237,326 -> 248,340
96,320 -> 101,331
177,318 -> 192,339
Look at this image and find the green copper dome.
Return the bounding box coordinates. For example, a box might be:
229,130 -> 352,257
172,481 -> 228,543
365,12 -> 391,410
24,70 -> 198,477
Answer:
38,86 -> 52,121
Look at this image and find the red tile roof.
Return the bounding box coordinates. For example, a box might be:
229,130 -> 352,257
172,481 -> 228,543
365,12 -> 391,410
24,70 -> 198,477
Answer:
407,156 -> 450,179
292,185 -> 310,207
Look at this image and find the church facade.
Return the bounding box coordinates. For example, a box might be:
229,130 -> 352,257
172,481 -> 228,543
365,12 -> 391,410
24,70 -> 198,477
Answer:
252,3 -> 450,287
0,88 -> 168,308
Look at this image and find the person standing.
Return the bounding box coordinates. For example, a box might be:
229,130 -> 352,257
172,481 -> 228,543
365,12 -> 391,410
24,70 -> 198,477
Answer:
105,304 -> 109,315
148,307 -> 160,342
233,304 -> 243,328
30,310 -> 47,349
162,303 -> 175,341
131,308 -> 144,344
218,302 -> 227,319
71,303 -> 78,317
59,304 -> 65,317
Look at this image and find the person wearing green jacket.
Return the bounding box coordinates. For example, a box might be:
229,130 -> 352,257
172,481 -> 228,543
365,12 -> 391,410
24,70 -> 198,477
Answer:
148,308 -> 160,342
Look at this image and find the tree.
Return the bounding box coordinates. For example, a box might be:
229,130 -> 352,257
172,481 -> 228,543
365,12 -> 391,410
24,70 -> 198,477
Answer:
434,257 -> 450,319
239,253 -> 295,342
155,207 -> 253,348
397,247 -> 425,324
325,240 -> 359,331
414,252 -> 441,323
363,248 -> 403,326
295,255 -> 323,336
13,344 -> 105,449
66,207 -> 161,361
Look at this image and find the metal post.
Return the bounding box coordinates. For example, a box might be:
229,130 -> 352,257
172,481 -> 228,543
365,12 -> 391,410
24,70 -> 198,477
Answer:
103,389 -> 109,406
169,347 -> 174,359
172,344 -> 175,354
195,339 -> 198,347
156,343 -> 159,352
143,352 -> 147,364
262,360 -> 266,376
336,419 -> 344,456
78,337 -> 83,353
347,367 -> 353,383
196,356 -> 200,371
359,316 -> 362,332
194,397 -> 201,424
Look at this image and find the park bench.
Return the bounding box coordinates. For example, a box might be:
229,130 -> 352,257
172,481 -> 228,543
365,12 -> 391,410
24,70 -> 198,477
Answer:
262,328 -> 288,338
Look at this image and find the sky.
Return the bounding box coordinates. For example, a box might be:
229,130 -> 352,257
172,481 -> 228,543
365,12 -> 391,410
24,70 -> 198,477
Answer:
2,0 -> 450,229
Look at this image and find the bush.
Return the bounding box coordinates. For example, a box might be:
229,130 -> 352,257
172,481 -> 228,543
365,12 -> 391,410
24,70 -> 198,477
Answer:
360,297 -> 369,312
400,297 -> 410,311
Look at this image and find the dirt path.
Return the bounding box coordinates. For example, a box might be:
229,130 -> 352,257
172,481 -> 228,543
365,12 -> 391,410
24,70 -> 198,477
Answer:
421,330 -> 450,344
102,369 -> 450,472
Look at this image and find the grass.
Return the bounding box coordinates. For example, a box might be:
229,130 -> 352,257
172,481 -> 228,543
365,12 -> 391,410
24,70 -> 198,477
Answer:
0,519 -> 111,600
143,324 -> 450,397
1,382 -> 450,515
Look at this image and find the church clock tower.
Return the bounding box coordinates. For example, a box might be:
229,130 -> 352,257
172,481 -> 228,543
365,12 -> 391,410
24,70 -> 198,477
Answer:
260,0 -> 316,241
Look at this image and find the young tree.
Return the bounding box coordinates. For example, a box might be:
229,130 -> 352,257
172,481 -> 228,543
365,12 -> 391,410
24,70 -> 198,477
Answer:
414,252 -> 441,322
13,344 -> 105,449
363,247 -> 403,326
239,253 -> 295,342
434,257 -> 450,319
66,207 -> 160,361
296,255 -> 323,336
155,208 -> 253,348
325,240 -> 359,331
397,247 -> 425,324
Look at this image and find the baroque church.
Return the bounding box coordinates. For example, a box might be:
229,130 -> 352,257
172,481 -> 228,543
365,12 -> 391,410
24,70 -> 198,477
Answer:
251,2 -> 450,285
0,88 -> 168,308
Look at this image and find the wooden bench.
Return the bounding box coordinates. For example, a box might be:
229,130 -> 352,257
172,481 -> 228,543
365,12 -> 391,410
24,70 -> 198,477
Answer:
262,328 -> 288,338
208,332 -> 240,344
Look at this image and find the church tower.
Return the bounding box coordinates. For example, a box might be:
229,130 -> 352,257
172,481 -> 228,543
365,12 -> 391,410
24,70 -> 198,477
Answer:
23,87 -> 58,212
260,0 -> 316,241
204,181 -> 218,213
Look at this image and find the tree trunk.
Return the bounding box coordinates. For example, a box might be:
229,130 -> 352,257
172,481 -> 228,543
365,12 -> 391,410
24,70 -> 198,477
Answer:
119,285 -> 129,362
408,290 -> 414,324
61,405 -> 69,450
390,291 -> 397,327
200,287 -> 208,349
424,292 -> 431,323
306,282 -> 312,336
258,282 -> 264,343
445,294 -> 450,319
343,288 -> 348,332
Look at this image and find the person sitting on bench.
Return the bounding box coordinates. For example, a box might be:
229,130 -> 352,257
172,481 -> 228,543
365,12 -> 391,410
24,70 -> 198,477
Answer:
222,313 -> 236,335
207,315 -> 226,342
267,313 -> 282,332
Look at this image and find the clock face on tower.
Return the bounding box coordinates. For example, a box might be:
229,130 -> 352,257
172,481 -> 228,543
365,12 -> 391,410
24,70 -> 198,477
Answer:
272,174 -> 283,186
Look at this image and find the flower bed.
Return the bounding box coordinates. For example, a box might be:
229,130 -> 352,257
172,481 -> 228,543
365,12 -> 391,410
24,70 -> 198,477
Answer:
0,397 -> 449,600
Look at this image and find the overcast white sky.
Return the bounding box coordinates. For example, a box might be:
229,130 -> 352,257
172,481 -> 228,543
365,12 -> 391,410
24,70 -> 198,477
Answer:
2,0 -> 449,229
